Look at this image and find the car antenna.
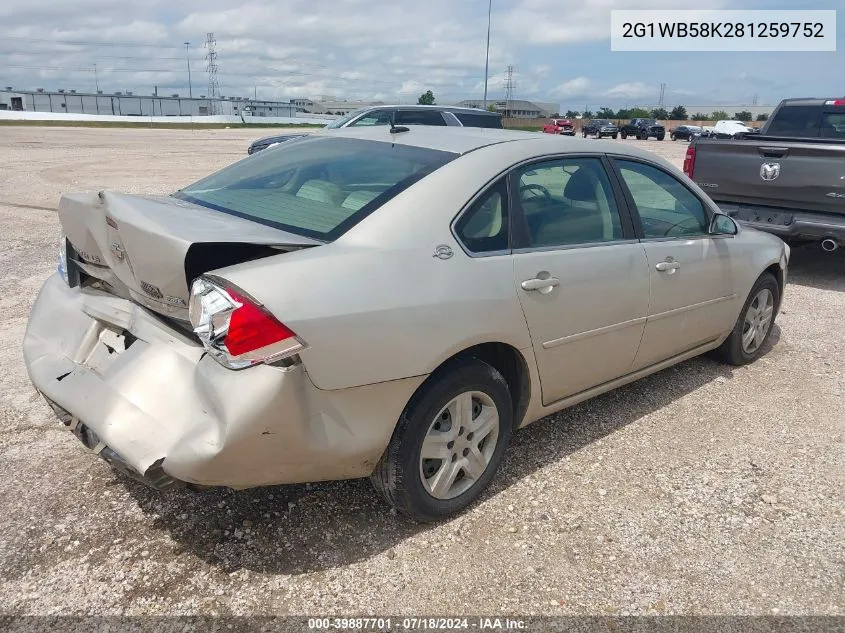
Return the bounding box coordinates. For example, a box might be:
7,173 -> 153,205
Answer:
389,111 -> 409,134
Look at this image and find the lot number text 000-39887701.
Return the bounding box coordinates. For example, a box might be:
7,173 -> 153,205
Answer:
610,10 -> 836,52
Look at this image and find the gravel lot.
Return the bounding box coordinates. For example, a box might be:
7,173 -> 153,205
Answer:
0,127 -> 842,617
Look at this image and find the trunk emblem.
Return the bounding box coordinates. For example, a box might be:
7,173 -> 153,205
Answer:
760,163 -> 781,182
110,243 -> 125,261
140,281 -> 163,300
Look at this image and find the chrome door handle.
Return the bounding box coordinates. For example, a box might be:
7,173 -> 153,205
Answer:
521,277 -> 560,292
655,261 -> 680,272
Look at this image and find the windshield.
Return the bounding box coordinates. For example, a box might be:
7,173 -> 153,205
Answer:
325,109 -> 367,129
175,137 -> 456,241
593,120 -> 611,126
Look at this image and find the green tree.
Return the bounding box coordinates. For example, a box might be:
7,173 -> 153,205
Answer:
650,107 -> 670,119
615,108 -> 631,119
582,110 -> 594,118
597,107 -> 615,118
756,113 -> 769,121
487,104 -> 497,112
734,110 -> 753,122
629,107 -> 650,118
564,109 -> 580,118
711,110 -> 729,120
670,105 -> 688,120
692,112 -> 710,121
417,90 -> 436,105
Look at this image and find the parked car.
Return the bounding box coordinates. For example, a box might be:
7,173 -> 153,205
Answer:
247,106 -> 502,154
620,118 -> 665,140
669,125 -> 702,141
325,105 -> 503,130
699,120 -> 753,139
582,119 -> 618,139
685,97 -> 845,250
26,127 -> 788,522
247,133 -> 309,155
542,118 -> 575,135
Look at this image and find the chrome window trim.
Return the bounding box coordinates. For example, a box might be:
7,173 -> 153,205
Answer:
512,238 -> 640,255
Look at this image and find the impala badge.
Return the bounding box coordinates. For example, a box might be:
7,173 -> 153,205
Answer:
433,245 -> 453,260
110,243 -> 125,261
760,162 -> 781,182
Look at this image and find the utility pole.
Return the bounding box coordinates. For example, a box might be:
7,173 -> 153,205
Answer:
93,63 -> 99,92
185,42 -> 193,98
658,83 -> 666,109
483,0 -> 492,109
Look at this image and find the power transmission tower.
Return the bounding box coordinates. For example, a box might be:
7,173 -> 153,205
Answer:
504,65 -> 514,117
658,83 -> 666,109
752,94 -> 759,105
204,32 -> 220,114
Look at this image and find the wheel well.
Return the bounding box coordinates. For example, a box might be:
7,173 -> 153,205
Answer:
429,343 -> 531,428
764,263 -> 784,308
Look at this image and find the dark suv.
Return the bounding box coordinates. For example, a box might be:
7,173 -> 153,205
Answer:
248,105 -> 502,154
620,118 -> 665,141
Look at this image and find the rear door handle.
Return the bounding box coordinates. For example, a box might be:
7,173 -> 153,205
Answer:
759,146 -> 789,159
655,261 -> 681,272
521,277 -> 560,292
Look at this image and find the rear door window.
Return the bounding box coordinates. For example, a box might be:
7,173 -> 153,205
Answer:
395,110 -> 448,126
453,112 -> 503,129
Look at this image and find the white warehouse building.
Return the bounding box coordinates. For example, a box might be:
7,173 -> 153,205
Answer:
0,87 -> 296,118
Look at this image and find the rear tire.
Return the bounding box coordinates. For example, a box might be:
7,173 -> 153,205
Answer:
656,133 -> 665,141
714,273 -> 780,366
670,133 -> 677,141
612,133 -> 618,139
371,358 -> 513,522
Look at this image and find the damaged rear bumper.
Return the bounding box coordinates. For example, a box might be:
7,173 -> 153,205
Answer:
23,274 -> 424,489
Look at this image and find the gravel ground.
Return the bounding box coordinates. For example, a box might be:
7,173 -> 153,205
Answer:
0,127 -> 842,617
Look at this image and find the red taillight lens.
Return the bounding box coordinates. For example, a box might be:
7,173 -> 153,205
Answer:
189,277 -> 304,369
824,99 -> 845,106
683,146 -> 696,179
224,287 -> 297,356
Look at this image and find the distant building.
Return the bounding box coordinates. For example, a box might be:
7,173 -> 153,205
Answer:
455,99 -> 560,119
0,87 -> 296,117
288,96 -> 385,115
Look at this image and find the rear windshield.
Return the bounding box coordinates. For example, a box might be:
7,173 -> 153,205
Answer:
453,112 -> 503,129
766,105 -> 845,138
175,137 -> 455,241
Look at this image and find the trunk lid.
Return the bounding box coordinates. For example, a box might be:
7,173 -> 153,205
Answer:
692,139 -> 845,215
59,191 -> 320,321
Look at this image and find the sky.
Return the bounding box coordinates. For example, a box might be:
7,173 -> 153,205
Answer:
1,0 -> 843,112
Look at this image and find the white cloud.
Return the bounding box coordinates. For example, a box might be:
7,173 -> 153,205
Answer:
552,77 -> 591,98
605,81 -> 655,99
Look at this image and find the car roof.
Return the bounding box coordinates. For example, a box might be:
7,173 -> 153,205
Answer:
311,125 -> 674,166
353,104 -> 500,116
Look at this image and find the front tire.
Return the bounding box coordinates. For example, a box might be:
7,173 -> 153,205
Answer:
714,273 -> 780,366
620,131 -> 627,140
670,133 -> 677,141
612,133 -> 618,139
371,358 -> 513,522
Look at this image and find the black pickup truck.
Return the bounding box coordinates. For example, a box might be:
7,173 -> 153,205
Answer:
620,118 -> 665,140
685,98 -> 845,251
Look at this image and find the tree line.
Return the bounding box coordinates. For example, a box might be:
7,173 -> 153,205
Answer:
561,106 -> 768,122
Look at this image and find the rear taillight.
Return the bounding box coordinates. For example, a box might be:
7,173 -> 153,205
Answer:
683,146 -> 696,179
824,99 -> 845,106
189,276 -> 305,369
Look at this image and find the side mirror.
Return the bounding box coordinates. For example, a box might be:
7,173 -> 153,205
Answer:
710,213 -> 738,236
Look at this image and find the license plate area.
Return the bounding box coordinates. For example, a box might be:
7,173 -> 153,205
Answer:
732,207 -> 794,227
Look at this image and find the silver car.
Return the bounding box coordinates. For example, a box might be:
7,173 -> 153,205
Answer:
24,127 -> 789,522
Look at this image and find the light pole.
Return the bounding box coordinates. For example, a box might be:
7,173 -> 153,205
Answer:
185,42 -> 193,98
93,63 -> 99,92
483,0 -> 492,109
